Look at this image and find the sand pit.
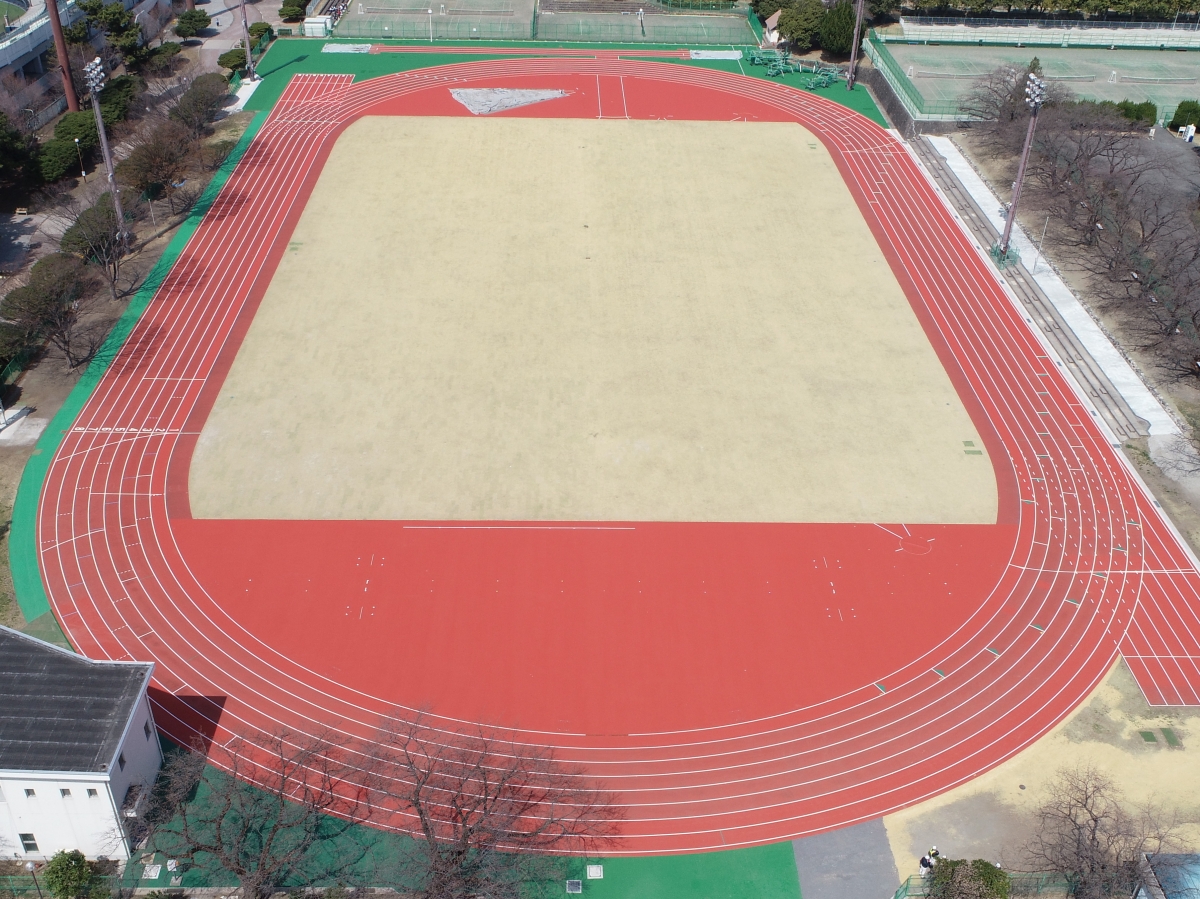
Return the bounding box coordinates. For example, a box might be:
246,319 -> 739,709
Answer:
189,116 -> 997,523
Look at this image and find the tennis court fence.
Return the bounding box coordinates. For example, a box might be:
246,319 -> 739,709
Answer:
335,1 -> 758,42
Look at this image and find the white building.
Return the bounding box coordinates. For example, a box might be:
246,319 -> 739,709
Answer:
0,625 -> 162,860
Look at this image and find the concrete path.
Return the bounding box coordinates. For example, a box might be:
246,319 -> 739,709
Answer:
793,819 -> 901,899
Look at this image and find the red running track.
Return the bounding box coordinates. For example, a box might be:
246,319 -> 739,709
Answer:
36,59 -> 1200,853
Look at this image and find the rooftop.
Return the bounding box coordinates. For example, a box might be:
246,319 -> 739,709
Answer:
0,626 -> 152,774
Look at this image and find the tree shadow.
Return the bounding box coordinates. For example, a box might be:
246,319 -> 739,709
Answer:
0,214 -> 41,275
257,54 -> 309,80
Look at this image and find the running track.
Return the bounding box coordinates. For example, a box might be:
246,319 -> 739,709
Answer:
34,58 -> 1200,853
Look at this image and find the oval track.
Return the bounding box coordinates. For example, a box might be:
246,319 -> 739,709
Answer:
35,59 -> 1200,853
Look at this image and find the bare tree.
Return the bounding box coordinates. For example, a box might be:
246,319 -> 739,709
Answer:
958,59 -> 1071,153
117,119 -> 198,215
1020,764 -> 1184,899
148,730 -> 376,899
53,190 -> 134,300
0,252 -> 111,369
370,714 -> 623,899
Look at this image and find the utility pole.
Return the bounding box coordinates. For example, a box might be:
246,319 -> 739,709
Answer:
238,0 -> 257,81
46,0 -> 79,111
996,72 -> 1047,264
83,57 -> 129,248
846,0 -> 867,90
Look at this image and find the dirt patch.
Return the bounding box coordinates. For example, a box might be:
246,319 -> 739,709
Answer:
884,659 -> 1200,878
191,116 -> 998,524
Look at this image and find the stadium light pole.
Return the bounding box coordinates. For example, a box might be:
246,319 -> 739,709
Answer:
239,0 -> 258,81
83,57 -> 129,249
846,0 -> 867,90
997,72 -> 1046,262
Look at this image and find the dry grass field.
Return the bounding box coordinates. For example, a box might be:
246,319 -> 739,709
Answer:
190,116 -> 996,523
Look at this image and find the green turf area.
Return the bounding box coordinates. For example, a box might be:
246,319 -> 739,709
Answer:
132,774 -> 802,899
0,0 -> 27,22
19,611 -> 71,648
586,846 -> 802,899
126,748 -> 800,899
246,37 -> 885,125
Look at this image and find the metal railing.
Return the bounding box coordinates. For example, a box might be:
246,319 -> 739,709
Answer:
902,14 -> 1200,30
658,0 -> 739,9
864,32 -> 966,120
746,2 -> 762,43
892,872 -> 1073,899
0,875 -> 120,897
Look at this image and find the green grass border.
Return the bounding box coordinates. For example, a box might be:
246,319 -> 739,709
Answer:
8,111 -> 270,636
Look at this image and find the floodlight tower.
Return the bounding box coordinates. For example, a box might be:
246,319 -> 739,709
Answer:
83,57 -> 129,247
996,72 -> 1047,262
239,0 -> 258,81
846,0 -> 867,90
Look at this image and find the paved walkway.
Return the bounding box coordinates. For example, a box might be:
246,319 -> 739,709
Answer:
793,819 -> 901,899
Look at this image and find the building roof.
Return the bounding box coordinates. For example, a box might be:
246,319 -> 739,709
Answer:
1151,854 -> 1200,899
0,626 -> 153,774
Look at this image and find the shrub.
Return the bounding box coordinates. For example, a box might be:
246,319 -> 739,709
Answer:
38,139 -> 87,182
0,113 -> 38,189
98,73 -> 144,124
169,72 -> 229,135
1116,99 -> 1156,125
928,859 -> 1009,899
54,111 -> 98,150
248,20 -> 272,39
817,0 -> 856,55
751,0 -> 793,19
218,48 -> 247,72
42,851 -> 96,899
173,8 -> 211,37
279,5 -> 306,21
135,40 -> 182,75
778,0 -> 825,51
1169,100 -> 1200,130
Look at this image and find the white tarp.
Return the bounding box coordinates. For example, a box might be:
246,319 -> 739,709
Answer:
449,88 -> 569,115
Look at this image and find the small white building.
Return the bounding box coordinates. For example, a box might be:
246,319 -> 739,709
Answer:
0,626 -> 162,860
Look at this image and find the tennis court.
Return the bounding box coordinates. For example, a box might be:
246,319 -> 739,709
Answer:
882,43 -> 1199,118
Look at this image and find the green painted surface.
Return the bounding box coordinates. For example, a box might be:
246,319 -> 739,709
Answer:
1140,730 -> 1158,743
19,611 -> 71,648
1162,727 -> 1181,746
128,751 -> 800,899
585,846 -> 801,899
8,111 -> 270,634
246,38 -> 885,124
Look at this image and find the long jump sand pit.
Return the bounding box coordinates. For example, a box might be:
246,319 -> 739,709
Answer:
190,116 -> 997,523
